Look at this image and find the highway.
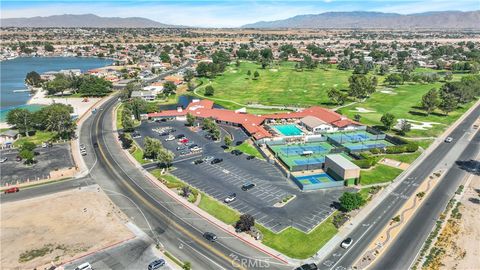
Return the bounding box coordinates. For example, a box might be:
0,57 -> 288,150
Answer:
80,96 -> 290,270
318,103 -> 480,270
373,127 -> 480,269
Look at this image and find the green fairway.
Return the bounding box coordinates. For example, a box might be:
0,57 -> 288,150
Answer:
340,82 -> 474,137
197,61 -> 352,109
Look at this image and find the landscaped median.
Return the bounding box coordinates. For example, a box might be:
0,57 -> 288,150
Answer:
231,141 -> 265,160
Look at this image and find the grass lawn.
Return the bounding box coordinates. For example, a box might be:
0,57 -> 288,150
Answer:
116,103 -> 124,129
130,142 -> 148,165
198,193 -> 240,225
233,141 -> 264,159
382,151 -> 422,164
197,61 -> 352,109
13,131 -> 56,147
339,81 -> 474,138
257,215 -> 338,259
360,164 -> 403,185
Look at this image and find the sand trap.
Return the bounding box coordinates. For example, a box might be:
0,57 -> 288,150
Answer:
351,107 -> 376,113
380,90 -> 396,94
395,119 -> 441,130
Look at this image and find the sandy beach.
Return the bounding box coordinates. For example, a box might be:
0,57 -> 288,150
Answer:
27,88 -> 101,117
0,89 -> 102,129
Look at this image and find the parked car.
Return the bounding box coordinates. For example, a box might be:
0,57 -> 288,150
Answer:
74,262 -> 92,270
203,232 -> 217,242
79,144 -> 86,150
165,135 -> 175,141
0,157 -> 7,163
220,145 -> 229,150
235,141 -> 243,146
159,132 -> 169,136
191,146 -> 202,152
224,193 -> 236,203
42,142 -> 48,148
241,183 -> 255,191
211,158 -> 223,164
147,259 -> 166,270
341,237 -> 353,249
176,134 -> 185,139
132,132 -> 141,138
231,150 -> 243,156
193,159 -> 204,165
188,144 -> 198,149
203,156 -> 214,162
445,137 -> 453,143
179,150 -> 189,156
179,138 -> 189,144
81,149 -> 87,156
295,263 -> 318,270
246,155 -> 255,160
4,187 -> 19,194
176,146 -> 186,151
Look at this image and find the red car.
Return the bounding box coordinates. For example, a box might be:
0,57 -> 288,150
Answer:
179,138 -> 189,144
4,187 -> 19,194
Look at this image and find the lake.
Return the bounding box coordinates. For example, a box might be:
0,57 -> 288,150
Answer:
0,57 -> 112,121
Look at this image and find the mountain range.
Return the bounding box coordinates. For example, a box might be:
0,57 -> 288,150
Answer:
0,14 -> 177,28
1,11 -> 479,29
242,11 -> 480,29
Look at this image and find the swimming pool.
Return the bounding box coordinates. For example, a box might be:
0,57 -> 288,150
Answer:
273,124 -> 303,136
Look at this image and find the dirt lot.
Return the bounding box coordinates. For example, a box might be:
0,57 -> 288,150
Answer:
440,176 -> 480,270
1,186 -> 134,270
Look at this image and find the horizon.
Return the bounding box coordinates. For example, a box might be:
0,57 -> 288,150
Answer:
1,0 -> 479,28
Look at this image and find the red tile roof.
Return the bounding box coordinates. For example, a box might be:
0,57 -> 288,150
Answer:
147,101 -> 361,139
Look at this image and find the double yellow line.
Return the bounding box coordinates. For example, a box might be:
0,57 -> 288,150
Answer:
93,100 -> 245,270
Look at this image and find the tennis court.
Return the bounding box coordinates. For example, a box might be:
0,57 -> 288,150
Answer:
292,173 -> 344,190
327,130 -> 383,143
343,140 -> 393,152
278,143 -> 331,156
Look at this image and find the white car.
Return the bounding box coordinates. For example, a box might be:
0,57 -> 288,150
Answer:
341,238 -> 353,249
80,149 -> 87,156
203,156 -> 214,162
444,137 -> 453,143
191,146 -> 202,152
75,262 -> 92,270
165,135 -> 175,141
0,157 -> 7,163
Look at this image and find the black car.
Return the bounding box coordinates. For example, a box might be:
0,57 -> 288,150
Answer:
188,144 -> 198,149
203,232 -> 217,242
220,145 -> 229,150
159,132 -> 169,136
211,158 -> 223,164
295,263 -> 318,270
193,159 -> 204,165
148,259 -> 166,270
231,150 -> 243,156
241,183 -> 255,191
235,141 -> 243,146
176,134 -> 185,139
246,155 -> 255,160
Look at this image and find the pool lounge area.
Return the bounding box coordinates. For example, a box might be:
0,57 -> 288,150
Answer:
272,124 -> 304,136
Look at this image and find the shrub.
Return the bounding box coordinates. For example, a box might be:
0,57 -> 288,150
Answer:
332,212 -> 350,228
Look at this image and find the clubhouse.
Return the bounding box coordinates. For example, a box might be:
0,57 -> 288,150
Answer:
147,99 -> 363,141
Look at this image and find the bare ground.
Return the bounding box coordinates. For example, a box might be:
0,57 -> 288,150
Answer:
440,176 -> 480,270
1,186 -> 134,270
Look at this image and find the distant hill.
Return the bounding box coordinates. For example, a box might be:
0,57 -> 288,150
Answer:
0,14 -> 180,28
242,11 -> 480,29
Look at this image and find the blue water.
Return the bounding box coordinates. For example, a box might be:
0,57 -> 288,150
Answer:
0,57 -> 112,121
273,124 -> 303,136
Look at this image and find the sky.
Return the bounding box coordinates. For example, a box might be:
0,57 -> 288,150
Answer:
1,0 -> 479,27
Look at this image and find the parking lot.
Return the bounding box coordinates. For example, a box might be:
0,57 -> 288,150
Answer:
0,143 -> 75,185
134,120 -> 348,233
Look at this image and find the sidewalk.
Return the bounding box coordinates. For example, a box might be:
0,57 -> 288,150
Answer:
314,98 -> 480,261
